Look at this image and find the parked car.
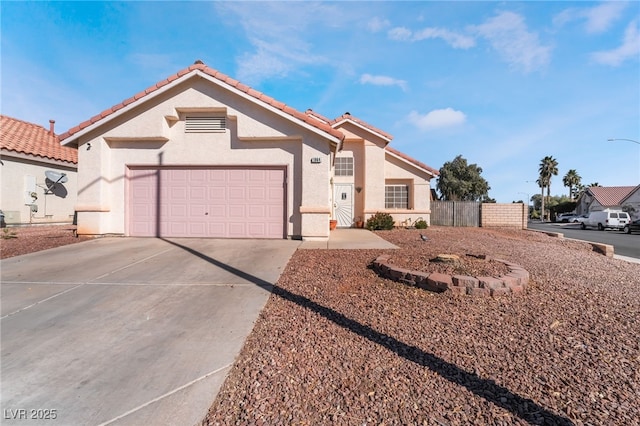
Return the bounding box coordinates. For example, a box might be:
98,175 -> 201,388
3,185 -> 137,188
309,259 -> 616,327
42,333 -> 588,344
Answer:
581,210 -> 630,231
623,219 -> 640,234
556,213 -> 577,223
573,215 -> 589,224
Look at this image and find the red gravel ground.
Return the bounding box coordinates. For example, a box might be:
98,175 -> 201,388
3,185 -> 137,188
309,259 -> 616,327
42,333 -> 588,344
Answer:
201,227 -> 640,426
3,225 -> 638,425
0,225 -> 92,259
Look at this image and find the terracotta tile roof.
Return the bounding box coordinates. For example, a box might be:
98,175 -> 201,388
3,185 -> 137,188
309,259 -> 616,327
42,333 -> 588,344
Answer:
307,110 -> 437,176
305,109 -> 333,124
331,112 -> 394,141
0,115 -> 77,164
385,146 -> 439,176
588,186 -> 637,206
59,62 -> 344,143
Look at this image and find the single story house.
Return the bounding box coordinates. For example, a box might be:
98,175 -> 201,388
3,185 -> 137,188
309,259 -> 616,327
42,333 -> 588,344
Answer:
59,61 -> 438,240
576,185 -> 640,220
0,115 -> 78,225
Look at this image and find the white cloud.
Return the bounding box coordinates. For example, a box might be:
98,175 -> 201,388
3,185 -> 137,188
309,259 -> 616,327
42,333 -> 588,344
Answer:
407,108 -> 467,131
368,17 -> 390,33
215,2 -> 338,84
584,2 -> 628,34
470,11 -> 551,73
388,26 -> 474,49
412,27 -> 475,49
388,26 -> 412,41
591,20 -> 640,66
360,73 -> 407,91
554,2 -> 628,34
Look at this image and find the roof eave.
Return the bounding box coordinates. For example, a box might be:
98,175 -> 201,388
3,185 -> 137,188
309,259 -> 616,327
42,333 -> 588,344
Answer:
332,119 -> 392,144
59,72 -> 191,146
61,68 -> 342,146
385,149 -> 438,177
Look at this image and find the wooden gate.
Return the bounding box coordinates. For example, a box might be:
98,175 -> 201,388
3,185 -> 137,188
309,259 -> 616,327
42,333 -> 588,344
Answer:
431,201 -> 481,227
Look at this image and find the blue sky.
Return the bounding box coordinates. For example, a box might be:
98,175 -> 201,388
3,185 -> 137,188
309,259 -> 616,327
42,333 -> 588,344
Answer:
2,1 -> 639,202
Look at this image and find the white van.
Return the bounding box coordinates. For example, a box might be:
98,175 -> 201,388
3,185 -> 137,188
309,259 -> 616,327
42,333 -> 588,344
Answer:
581,210 -> 630,231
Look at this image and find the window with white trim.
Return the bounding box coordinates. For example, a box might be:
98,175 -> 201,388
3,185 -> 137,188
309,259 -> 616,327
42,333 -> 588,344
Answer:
185,116 -> 226,133
385,185 -> 408,209
335,157 -> 354,176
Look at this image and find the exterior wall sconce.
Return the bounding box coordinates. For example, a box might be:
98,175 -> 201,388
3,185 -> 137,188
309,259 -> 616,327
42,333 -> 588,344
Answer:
355,186 -> 362,193
86,143 -> 92,151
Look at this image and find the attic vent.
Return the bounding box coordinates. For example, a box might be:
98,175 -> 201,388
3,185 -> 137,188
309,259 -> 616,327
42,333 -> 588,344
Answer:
185,116 -> 226,133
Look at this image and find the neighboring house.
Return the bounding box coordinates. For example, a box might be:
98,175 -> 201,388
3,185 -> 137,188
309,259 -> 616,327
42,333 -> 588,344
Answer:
576,185 -> 640,219
0,115 -> 78,225
59,61 -> 438,240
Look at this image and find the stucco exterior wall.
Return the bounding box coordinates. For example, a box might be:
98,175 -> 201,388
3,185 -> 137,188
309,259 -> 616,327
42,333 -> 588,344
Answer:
382,154 -> 433,226
0,154 -> 77,225
74,77 -> 334,238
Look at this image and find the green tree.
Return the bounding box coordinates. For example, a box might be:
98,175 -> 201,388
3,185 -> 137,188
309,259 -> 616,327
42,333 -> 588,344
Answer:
562,169 -> 581,200
436,155 -> 491,201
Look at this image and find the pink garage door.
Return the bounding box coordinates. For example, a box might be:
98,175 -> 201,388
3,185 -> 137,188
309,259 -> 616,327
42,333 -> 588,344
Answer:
128,167 -> 285,238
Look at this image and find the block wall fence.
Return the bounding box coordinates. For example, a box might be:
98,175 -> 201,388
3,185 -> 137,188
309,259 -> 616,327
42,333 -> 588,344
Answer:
480,203 -> 527,229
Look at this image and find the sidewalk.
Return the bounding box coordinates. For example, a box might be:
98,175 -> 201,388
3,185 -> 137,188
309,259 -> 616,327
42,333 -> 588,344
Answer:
299,228 -> 398,250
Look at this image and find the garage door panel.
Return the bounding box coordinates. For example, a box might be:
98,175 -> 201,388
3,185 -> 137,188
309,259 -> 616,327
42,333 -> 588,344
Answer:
248,223 -> 266,236
209,187 -> 226,202
228,187 -> 246,199
129,167 -> 285,238
228,222 -> 247,238
248,205 -> 266,218
229,204 -> 246,217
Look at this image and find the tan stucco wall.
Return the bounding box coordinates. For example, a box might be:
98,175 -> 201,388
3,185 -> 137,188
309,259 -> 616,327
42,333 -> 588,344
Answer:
0,153 -> 77,225
74,77 -> 333,238
332,121 -> 436,227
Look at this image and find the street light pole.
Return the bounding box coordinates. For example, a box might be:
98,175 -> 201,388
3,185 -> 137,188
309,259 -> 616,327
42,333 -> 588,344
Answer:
608,138 -> 640,183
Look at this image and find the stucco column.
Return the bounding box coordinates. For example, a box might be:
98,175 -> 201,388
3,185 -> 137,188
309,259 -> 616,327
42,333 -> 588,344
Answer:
298,141 -> 331,240
75,139 -> 111,235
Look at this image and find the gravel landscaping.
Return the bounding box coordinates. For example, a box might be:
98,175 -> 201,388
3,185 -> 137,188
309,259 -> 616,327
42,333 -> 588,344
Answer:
0,225 -> 91,259
2,225 -> 638,425
201,227 -> 640,426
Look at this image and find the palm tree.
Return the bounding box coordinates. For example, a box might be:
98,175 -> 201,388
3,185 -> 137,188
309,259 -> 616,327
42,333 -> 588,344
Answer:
563,169 -> 581,200
536,177 -> 546,220
538,156 -> 558,220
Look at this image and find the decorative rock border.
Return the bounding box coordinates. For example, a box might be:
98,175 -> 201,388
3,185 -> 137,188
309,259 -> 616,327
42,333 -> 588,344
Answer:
372,255 -> 529,297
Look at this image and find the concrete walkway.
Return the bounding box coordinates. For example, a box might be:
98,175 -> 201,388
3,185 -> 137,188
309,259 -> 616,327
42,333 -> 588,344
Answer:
299,228 -> 398,249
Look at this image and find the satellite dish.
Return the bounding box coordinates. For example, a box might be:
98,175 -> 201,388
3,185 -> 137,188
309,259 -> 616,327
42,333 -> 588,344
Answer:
45,170 -> 68,184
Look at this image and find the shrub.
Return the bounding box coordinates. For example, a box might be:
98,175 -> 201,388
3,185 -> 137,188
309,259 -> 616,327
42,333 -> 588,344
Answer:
414,219 -> 428,229
366,212 -> 395,230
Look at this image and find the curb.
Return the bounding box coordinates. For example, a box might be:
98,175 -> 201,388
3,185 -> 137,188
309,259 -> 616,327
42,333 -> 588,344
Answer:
526,229 -> 614,258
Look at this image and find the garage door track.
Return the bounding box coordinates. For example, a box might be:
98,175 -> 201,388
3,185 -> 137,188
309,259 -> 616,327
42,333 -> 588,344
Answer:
1,237 -> 299,426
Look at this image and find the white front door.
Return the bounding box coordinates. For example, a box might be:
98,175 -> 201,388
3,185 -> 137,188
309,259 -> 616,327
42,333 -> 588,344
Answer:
333,184 -> 353,227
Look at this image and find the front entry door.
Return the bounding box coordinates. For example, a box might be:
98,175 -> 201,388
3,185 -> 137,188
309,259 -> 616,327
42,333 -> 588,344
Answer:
333,184 -> 353,228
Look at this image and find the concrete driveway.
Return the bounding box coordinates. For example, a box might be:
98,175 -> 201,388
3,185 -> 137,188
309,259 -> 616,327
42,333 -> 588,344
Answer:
1,237 -> 300,426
